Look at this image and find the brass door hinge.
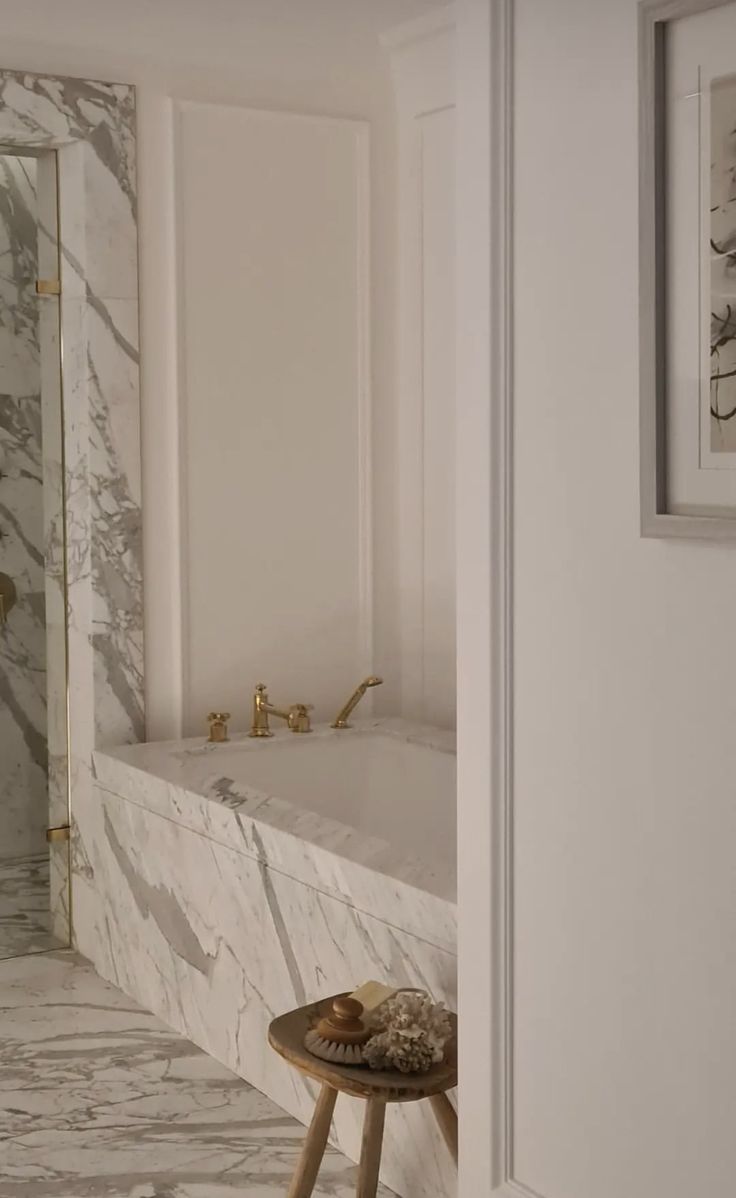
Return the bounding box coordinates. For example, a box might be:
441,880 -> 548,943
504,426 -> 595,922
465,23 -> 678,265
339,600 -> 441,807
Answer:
46,824 -> 70,843
36,279 -> 61,296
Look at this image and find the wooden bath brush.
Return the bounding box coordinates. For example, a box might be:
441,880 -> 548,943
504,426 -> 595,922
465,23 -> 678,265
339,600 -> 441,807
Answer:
304,996 -> 371,1066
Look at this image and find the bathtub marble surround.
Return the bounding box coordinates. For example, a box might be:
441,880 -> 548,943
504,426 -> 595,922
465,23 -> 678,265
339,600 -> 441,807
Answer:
74,719 -> 457,1198
94,717 -> 457,950
0,950 -> 394,1197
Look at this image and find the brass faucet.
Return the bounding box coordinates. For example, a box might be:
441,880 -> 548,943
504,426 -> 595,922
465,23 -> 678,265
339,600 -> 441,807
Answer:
249,683 -> 312,738
331,676 -> 383,729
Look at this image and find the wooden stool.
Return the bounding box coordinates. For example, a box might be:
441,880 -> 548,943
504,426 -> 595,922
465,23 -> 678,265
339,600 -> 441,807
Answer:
268,994 -> 458,1198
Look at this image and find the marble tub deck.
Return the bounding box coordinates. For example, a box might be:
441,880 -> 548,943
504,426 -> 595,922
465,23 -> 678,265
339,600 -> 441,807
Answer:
0,951 -> 395,1197
0,854 -> 63,961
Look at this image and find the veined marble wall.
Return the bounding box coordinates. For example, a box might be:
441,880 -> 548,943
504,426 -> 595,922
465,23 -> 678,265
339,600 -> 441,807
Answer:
0,154 -> 47,862
0,70 -> 143,939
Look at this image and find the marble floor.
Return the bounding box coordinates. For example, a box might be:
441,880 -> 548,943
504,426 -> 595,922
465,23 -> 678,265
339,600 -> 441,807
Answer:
0,951 -> 395,1197
0,854 -> 64,961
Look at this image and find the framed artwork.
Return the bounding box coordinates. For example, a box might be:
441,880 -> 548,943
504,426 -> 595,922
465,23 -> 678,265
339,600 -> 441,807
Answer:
640,0 -> 736,536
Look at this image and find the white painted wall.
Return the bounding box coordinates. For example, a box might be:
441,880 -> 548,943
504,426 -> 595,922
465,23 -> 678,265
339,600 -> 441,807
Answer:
504,1 -> 736,1195
0,0 -> 447,737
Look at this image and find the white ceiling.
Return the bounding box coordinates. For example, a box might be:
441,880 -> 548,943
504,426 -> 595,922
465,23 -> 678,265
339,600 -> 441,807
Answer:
0,0 -> 449,52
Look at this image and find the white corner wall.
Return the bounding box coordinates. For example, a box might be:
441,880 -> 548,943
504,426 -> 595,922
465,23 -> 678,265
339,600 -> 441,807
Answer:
0,0 -> 447,738
508,1 -> 736,1196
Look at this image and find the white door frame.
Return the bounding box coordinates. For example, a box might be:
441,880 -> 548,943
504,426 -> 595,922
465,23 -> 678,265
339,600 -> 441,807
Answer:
456,0 -> 513,1193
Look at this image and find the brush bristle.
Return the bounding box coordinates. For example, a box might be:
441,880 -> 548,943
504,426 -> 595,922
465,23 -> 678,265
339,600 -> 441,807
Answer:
304,1028 -> 366,1066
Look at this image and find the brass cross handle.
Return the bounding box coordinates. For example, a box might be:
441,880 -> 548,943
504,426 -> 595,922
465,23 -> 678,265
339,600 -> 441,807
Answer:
0,572 -> 17,627
207,712 -> 231,743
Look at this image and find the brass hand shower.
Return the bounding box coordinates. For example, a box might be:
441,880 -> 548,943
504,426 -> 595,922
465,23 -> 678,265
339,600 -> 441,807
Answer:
331,676 -> 383,729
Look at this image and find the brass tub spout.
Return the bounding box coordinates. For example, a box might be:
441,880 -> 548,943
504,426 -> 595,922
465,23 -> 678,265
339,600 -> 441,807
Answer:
249,683 -> 312,737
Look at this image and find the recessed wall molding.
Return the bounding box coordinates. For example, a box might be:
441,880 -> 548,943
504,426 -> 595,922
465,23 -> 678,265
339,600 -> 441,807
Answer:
173,100 -> 372,733
387,12 -> 457,729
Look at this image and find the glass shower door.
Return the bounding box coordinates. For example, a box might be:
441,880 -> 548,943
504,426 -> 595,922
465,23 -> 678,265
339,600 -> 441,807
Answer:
0,148 -> 69,959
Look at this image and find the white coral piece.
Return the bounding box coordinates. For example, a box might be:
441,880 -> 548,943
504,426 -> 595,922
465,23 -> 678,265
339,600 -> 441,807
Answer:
363,990 -> 453,1074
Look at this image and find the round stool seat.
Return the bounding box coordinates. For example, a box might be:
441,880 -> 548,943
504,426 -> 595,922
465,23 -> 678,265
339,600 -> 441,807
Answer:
269,993 -> 457,1101
268,994 -> 458,1198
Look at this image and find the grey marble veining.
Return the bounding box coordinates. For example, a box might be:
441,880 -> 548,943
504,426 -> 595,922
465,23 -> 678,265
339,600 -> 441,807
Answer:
0,951 -> 394,1197
0,854 -> 63,960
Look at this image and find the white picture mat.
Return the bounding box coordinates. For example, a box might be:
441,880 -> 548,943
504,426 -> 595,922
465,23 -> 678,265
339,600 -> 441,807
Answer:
700,70 -> 736,466
666,1 -> 736,510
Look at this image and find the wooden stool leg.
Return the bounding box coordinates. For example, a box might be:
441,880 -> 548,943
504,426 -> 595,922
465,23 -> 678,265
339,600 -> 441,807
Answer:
429,1092 -> 458,1165
287,1083 -> 338,1198
356,1098 -> 386,1198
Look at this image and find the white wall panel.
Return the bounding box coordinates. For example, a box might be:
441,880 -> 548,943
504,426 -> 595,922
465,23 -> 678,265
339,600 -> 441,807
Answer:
176,102 -> 370,733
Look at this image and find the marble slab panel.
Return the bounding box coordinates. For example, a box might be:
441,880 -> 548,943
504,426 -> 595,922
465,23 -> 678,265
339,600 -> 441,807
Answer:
0,75 -> 137,301
0,950 -> 394,1197
73,780 -> 457,1198
0,68 -> 143,944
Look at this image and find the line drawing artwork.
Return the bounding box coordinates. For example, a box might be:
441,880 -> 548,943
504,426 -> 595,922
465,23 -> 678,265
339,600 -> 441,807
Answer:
709,75 -> 736,452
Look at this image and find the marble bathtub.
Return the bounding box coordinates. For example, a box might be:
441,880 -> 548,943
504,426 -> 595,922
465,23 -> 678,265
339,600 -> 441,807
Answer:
73,718 -> 458,1198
